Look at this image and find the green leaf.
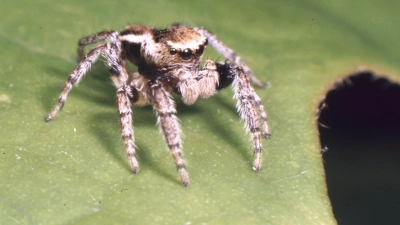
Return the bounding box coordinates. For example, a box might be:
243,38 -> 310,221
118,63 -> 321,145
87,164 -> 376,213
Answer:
1,0 -> 399,224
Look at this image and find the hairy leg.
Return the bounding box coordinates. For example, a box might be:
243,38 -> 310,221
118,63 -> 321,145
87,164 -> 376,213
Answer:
194,27 -> 266,88
115,86 -> 139,173
78,30 -> 116,61
231,65 -> 268,171
148,79 -> 189,187
105,32 -> 140,173
46,44 -> 106,122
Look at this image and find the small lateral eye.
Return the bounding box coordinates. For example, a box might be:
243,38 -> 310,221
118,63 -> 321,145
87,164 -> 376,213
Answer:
180,48 -> 192,60
170,48 -> 177,55
155,36 -> 163,43
195,45 -> 205,57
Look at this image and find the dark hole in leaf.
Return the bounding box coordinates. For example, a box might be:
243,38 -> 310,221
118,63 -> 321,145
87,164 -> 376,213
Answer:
318,71 -> 400,225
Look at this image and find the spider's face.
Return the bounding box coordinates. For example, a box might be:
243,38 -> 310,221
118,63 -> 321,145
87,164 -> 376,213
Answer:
152,26 -> 208,70
121,25 -> 208,78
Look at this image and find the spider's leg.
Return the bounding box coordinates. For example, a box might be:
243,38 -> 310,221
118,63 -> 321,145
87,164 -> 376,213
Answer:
193,27 -> 266,88
216,62 -> 271,138
148,80 -> 189,187
105,32 -> 139,173
252,89 -> 271,138
78,30 -> 116,61
234,66 -> 263,171
46,44 -> 106,122
115,85 -> 139,173
220,63 -> 269,171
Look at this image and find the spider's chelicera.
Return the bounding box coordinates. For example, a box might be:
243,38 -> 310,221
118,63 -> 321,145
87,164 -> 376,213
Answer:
46,24 -> 270,187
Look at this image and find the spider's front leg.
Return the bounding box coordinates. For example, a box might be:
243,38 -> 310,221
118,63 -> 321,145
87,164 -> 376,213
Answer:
115,85 -> 139,173
105,32 -> 139,173
148,79 -> 189,187
217,62 -> 271,171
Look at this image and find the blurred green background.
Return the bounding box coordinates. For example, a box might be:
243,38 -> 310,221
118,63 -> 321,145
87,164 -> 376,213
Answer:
0,0 -> 399,224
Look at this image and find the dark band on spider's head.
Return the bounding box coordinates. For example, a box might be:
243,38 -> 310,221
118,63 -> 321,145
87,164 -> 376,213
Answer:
122,41 -> 141,64
216,62 -> 235,90
153,29 -> 171,43
120,26 -> 148,36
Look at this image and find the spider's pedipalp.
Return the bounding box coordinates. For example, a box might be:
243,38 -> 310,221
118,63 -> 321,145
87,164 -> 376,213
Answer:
197,59 -> 219,98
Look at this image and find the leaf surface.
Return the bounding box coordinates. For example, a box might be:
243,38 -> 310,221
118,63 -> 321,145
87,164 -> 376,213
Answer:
1,0 -> 399,224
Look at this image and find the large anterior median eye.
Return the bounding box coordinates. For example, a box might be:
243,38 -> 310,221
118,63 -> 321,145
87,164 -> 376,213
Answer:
180,48 -> 193,60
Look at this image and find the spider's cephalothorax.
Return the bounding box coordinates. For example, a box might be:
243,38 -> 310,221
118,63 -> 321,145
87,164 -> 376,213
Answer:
46,24 -> 270,187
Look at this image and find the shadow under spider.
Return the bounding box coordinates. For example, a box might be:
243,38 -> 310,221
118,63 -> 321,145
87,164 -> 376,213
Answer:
86,111 -> 182,186
41,64 -> 116,112
43,64 -> 261,180
209,94 -> 255,165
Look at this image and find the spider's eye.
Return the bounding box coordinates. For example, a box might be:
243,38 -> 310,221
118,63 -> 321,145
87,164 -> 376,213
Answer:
195,45 -> 205,57
180,48 -> 193,60
155,36 -> 163,43
170,48 -> 177,55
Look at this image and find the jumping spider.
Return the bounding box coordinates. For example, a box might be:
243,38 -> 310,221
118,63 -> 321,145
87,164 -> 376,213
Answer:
46,23 -> 270,187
